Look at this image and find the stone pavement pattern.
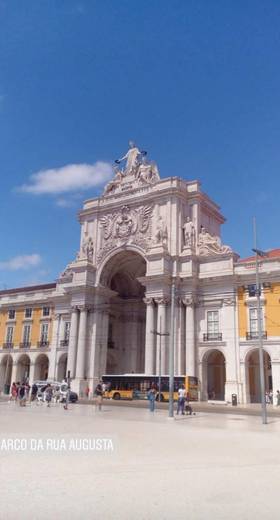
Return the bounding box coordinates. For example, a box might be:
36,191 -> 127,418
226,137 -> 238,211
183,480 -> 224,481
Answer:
0,401 -> 280,520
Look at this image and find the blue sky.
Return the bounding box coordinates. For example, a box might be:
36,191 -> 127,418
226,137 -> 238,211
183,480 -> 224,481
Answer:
0,0 -> 280,288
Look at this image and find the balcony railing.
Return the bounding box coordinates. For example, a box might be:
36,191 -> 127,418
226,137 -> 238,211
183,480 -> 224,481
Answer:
19,342 -> 31,349
60,339 -> 69,347
37,340 -> 49,348
2,342 -> 13,349
203,333 -> 223,342
246,331 -> 267,340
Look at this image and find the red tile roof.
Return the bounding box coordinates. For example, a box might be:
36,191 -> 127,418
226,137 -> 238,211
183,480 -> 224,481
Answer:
0,282 -> 56,296
238,249 -> 280,263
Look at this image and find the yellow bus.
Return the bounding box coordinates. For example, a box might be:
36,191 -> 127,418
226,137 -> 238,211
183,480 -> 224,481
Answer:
102,374 -> 199,402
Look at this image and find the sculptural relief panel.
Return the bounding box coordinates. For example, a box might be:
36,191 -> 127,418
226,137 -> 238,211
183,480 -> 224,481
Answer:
97,204 -> 154,263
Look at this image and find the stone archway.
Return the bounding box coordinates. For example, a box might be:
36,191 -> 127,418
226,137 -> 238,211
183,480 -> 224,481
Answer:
16,354 -> 31,383
57,353 -> 67,381
0,355 -> 13,394
246,349 -> 272,403
99,250 -> 146,375
34,354 -> 49,381
204,350 -> 226,401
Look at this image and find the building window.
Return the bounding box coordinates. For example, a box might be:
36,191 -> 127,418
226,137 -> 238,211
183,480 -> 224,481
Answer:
64,322 -> 70,341
42,307 -> 50,317
25,308 -> 32,318
249,308 -> 264,335
8,309 -> 15,320
40,323 -> 49,342
207,311 -> 219,334
6,326 -> 14,344
22,324 -> 31,344
204,310 -> 222,341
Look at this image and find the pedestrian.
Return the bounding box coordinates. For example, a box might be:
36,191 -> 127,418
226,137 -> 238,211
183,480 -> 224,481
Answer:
269,390 -> 273,405
265,391 -> 270,404
45,384 -> 53,407
63,384 -> 71,410
147,386 -> 156,412
95,382 -> 103,411
277,390 -> 280,406
30,382 -> 38,403
85,385 -> 90,399
9,382 -> 17,403
177,385 -> 186,415
18,382 -> 27,407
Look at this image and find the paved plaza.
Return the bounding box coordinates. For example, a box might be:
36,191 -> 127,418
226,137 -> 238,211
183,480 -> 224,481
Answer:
1,401 -> 280,520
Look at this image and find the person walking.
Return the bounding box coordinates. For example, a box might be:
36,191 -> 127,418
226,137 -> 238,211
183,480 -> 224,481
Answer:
18,382 -> 27,407
147,386 -> 156,412
95,382 -> 103,411
45,384 -> 53,407
276,390 -> 280,406
30,382 -> 38,403
9,382 -> 17,403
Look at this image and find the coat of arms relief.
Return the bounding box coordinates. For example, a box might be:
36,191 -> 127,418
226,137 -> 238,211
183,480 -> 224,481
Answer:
97,204 -> 153,263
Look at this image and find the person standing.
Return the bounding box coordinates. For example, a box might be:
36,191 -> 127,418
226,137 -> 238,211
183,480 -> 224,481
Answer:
276,390 -> 280,406
147,386 -> 156,412
63,383 -> 71,410
95,382 -> 103,411
177,385 -> 186,415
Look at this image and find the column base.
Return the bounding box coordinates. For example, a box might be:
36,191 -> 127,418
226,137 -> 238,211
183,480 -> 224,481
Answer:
71,378 -> 89,398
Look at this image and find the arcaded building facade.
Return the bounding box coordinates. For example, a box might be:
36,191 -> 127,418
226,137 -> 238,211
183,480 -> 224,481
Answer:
1,144 -> 280,403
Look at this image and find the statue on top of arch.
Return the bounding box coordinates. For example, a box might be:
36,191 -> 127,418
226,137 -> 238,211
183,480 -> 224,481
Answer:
103,141 -> 160,196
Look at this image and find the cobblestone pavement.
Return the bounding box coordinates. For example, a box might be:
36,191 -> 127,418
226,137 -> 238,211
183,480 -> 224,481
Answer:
1,401 -> 280,520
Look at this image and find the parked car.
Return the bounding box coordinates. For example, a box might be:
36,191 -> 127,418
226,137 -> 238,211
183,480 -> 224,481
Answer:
33,381 -> 78,404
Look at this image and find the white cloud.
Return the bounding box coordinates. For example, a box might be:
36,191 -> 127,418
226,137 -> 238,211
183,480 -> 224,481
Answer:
0,254 -> 42,271
18,161 -> 113,195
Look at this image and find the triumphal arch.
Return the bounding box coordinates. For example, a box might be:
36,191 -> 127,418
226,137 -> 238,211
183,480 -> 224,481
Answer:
53,142 -> 238,399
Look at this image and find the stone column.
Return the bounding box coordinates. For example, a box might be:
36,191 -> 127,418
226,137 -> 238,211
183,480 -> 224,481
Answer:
28,362 -> 35,385
10,361 -> 17,386
66,306 -> 79,379
183,297 -> 196,377
144,298 -> 155,374
99,310 -> 109,375
155,298 -> 168,375
75,306 -> 88,380
48,313 -> 61,380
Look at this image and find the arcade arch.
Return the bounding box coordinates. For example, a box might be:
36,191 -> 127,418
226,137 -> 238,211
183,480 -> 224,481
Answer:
57,353 -> 67,381
16,354 -> 31,383
246,349 -> 272,403
34,354 -> 49,381
202,349 -> 226,401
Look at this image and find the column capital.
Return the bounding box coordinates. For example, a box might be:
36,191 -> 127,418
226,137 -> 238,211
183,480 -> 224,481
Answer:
71,305 -> 80,313
77,304 -> 91,312
143,297 -> 154,306
154,297 -> 170,306
181,296 -> 196,307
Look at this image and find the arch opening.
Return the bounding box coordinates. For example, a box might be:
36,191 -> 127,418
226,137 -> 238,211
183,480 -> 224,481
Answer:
205,350 -> 226,401
34,354 -> 49,381
99,250 -> 146,376
246,349 -> 272,403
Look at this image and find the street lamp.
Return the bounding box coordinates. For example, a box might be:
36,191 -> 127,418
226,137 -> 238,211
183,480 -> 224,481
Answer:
168,278 -> 176,418
252,217 -> 267,425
